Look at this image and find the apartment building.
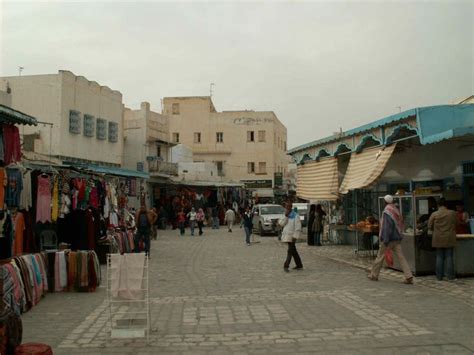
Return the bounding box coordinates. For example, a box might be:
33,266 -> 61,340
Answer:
123,101 -> 177,176
0,70 -> 124,166
163,96 -> 288,189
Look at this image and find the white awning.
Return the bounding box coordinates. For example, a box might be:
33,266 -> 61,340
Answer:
252,189 -> 274,198
296,157 -> 339,201
339,144 -> 397,194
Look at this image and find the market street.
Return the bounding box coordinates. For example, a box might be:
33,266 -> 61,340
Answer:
20,228 -> 474,354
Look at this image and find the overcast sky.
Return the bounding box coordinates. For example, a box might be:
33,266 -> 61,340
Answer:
1,1 -> 472,149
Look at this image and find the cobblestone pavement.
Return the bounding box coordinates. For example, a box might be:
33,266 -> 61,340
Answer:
21,229 -> 474,354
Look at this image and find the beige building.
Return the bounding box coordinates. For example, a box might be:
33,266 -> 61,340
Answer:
123,101 -> 177,176
163,96 -> 288,188
0,70 -> 124,166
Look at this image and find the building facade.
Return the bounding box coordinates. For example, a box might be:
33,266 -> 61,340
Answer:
0,70 -> 124,166
123,101 -> 177,176
163,96 -> 288,190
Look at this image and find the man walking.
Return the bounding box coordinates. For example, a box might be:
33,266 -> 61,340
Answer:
280,202 -> 303,272
225,207 -> 236,232
242,207 -> 253,246
135,204 -> 157,257
368,195 -> 413,284
428,198 -> 457,281
211,206 -> 220,229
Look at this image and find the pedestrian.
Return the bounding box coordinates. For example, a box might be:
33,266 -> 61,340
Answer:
187,207 -> 197,236
134,204 -> 155,257
196,208 -> 205,236
225,207 -> 236,232
307,204 -> 316,246
151,207 -> 158,240
177,209 -> 186,236
368,195 -> 413,284
211,206 -> 220,229
313,204 -> 326,246
455,202 -> 470,234
428,198 -> 457,281
279,201 -> 303,272
241,207 -> 253,246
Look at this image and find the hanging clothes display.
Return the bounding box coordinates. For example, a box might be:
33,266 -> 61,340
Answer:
5,167 -> 23,208
0,167 -> 6,211
19,169 -> 32,211
36,175 -> 51,223
51,177 -> 59,222
0,212 -> 13,260
0,305 -> 23,355
13,211 -> 25,256
2,124 -> 21,165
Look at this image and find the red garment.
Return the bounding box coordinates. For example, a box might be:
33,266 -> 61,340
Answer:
456,211 -> 470,234
3,124 -> 21,165
74,178 -> 86,202
89,187 -> 99,209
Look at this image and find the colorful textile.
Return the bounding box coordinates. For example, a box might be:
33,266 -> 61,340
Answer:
36,175 -> 51,223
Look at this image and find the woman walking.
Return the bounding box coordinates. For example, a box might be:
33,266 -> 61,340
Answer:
187,207 -> 197,236
280,201 -> 303,272
313,204 -> 326,246
307,204 -> 316,245
196,208 -> 205,236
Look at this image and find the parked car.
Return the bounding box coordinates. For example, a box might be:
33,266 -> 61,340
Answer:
293,203 -> 309,227
252,204 -> 286,235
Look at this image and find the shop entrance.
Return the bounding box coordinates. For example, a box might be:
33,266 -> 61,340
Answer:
463,161 -> 474,214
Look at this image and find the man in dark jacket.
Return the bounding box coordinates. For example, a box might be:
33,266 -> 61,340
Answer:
241,207 -> 253,246
368,195 -> 413,284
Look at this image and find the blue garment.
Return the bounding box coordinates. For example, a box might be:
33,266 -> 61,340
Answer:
5,168 -> 22,207
244,226 -> 251,244
30,255 -> 42,285
436,248 -> 454,280
242,213 -> 253,229
380,213 -> 403,245
288,211 -> 297,220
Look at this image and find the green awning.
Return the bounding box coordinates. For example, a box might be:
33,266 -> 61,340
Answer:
0,104 -> 38,126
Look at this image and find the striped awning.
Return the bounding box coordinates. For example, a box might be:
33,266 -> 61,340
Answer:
0,104 -> 38,126
339,144 -> 397,194
296,157 -> 339,201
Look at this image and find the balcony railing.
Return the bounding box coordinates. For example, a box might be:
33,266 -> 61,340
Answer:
148,160 -> 178,176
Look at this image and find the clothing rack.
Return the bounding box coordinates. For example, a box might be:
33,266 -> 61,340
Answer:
106,253 -> 150,344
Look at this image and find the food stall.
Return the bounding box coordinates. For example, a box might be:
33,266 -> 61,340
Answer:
378,193 -> 474,276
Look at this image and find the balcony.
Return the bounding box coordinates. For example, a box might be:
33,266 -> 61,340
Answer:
148,160 -> 178,176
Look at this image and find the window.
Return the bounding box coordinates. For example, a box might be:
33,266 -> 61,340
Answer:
172,103 -> 180,115
258,162 -> 267,174
216,132 -> 224,143
247,162 -> 255,174
156,145 -> 161,158
194,132 -> 201,144
247,131 -> 255,142
278,137 -> 281,149
216,161 -> 224,176
69,110 -> 81,134
258,130 -> 266,142
284,141 -> 287,151
108,122 -> 118,143
96,118 -> 107,140
172,132 -> 180,143
83,114 -> 95,137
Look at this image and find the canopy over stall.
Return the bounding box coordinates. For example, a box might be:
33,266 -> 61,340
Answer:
339,144 -> 397,194
297,157 -> 338,201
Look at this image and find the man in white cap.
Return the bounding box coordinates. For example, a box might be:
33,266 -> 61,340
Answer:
368,195 -> 414,284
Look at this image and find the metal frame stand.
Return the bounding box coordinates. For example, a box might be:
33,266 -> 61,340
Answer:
106,253 -> 150,344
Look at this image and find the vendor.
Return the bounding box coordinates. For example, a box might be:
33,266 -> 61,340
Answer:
455,203 -> 470,234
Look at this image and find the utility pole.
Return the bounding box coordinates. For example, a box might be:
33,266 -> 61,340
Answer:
18,66 -> 24,76
396,106 -> 402,113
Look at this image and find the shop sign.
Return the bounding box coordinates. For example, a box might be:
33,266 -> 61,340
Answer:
274,172 -> 283,187
241,179 -> 273,189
